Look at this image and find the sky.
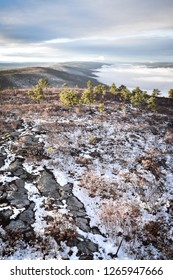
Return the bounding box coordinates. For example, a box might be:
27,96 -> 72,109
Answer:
0,0 -> 173,63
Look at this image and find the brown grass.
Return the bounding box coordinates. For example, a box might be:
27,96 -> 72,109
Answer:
79,171 -> 118,199
44,212 -> 77,243
99,200 -> 141,244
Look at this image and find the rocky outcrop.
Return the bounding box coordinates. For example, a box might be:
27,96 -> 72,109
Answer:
36,170 -> 63,199
0,123 -> 100,259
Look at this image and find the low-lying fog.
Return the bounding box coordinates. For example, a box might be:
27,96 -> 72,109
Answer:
94,64 -> 173,97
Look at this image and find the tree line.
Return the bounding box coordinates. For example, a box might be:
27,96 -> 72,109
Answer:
27,79 -> 173,113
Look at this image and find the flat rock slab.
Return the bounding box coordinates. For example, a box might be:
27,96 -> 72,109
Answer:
7,179 -> 30,208
77,239 -> 98,256
6,219 -> 27,233
76,217 -> 91,232
67,196 -> 84,211
36,170 -> 62,199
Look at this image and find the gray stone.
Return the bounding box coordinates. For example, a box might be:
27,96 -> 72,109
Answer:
6,220 -> 27,232
10,131 -> 20,139
7,159 -> 31,179
19,209 -> 34,225
79,255 -> 93,260
75,210 -> 87,217
76,217 -> 90,232
7,159 -> 24,173
77,239 -> 98,255
37,170 -> 62,199
0,209 -> 13,224
63,183 -> 73,192
91,226 -> 102,235
28,202 -> 35,210
19,134 -> 38,146
0,153 -> 7,168
62,183 -> 73,198
7,179 -> 29,208
67,196 -> 84,211
0,158 -> 4,168
10,196 -> 30,208
13,168 -> 25,177
0,191 -> 7,202
15,179 -> 25,188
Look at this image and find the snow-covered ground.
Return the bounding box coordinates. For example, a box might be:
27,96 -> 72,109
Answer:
0,102 -> 173,259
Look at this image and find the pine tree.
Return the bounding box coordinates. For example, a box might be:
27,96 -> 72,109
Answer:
130,87 -> 148,108
62,83 -> 68,88
60,89 -> 80,106
80,88 -> 94,104
37,79 -> 49,89
79,80 -> 95,105
94,84 -> 106,95
152,88 -> 160,97
121,88 -> 132,102
94,84 -> 106,101
168,89 -> 173,99
87,80 -> 93,91
110,83 -> 117,94
27,79 -> 49,102
147,89 -> 159,112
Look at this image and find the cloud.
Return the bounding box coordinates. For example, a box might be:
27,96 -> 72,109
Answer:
0,0 -> 173,62
1,0 -> 173,41
42,34 -> 173,61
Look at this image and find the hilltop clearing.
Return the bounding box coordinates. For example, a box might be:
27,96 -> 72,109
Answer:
0,88 -> 173,259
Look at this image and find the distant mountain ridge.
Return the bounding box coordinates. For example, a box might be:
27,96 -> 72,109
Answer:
0,61 -> 106,89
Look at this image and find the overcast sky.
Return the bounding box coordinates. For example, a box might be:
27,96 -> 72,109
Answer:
0,0 -> 173,63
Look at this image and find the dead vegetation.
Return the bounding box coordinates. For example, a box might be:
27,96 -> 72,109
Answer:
44,212 -> 77,243
99,200 -> 141,245
79,171 -> 118,199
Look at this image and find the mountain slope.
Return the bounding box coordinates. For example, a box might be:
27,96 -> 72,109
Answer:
0,62 -> 105,89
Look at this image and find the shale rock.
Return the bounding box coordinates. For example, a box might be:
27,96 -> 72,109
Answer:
36,170 -> 62,199
77,239 -> 98,256
0,208 -> 13,225
6,219 -> 27,233
67,196 -> 84,212
76,217 -> 90,232
0,153 -> 7,168
19,209 -> 35,225
7,179 -> 29,208
18,134 -> 39,146
7,158 -> 25,177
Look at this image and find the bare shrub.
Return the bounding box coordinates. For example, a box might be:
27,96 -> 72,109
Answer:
141,220 -> 173,259
44,212 -> 77,243
76,157 -> 92,165
137,149 -> 162,179
99,199 -> 141,244
79,171 -> 118,199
